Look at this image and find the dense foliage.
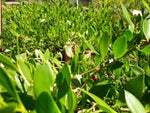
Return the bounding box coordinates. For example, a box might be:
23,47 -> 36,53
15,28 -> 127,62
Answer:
0,0 -> 150,113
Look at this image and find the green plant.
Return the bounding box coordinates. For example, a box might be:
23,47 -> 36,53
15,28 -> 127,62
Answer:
0,0 -> 150,113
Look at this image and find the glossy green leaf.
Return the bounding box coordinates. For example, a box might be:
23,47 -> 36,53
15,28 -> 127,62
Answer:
84,42 -> 99,55
34,62 -> 55,97
113,36 -> 127,59
0,103 -> 18,113
0,68 -> 17,98
17,60 -> 32,86
71,55 -> 79,76
125,90 -> 146,113
143,15 -> 150,41
79,88 -> 116,113
124,30 -> 133,41
99,32 -> 110,59
121,3 -> 134,33
36,91 -> 61,113
56,64 -> 71,100
0,53 -> 18,72
131,65 -> 145,76
124,75 -> 145,99
142,45 -> 150,55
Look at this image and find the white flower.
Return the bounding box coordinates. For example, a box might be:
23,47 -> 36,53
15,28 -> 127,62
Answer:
41,19 -> 46,22
132,10 -> 142,16
76,74 -> 82,80
5,49 -> 11,52
109,58 -> 114,63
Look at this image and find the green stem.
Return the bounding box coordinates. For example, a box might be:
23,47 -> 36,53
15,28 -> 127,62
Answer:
16,36 -> 20,55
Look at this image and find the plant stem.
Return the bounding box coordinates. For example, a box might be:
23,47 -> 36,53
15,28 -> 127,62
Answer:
81,41 -> 150,88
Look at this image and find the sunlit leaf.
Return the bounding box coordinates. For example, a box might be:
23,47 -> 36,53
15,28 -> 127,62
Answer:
34,62 -> 55,97
64,46 -> 74,58
143,15 -> 150,41
17,60 -> 32,86
142,0 -> 150,14
121,3 -> 134,33
0,103 -> 18,113
84,42 -> 99,55
124,30 -> 133,41
79,88 -> 116,113
113,36 -> 127,59
99,32 -> 110,59
0,53 -> 18,72
125,90 -> 146,113
131,65 -> 145,76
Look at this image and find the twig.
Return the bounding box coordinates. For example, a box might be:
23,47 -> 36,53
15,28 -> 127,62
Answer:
81,41 -> 150,88
80,63 -> 101,76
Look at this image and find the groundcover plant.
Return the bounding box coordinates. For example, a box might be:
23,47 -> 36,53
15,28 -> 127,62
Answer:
0,0 -> 150,113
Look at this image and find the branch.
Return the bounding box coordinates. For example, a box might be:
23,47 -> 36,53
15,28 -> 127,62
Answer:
81,41 -> 150,88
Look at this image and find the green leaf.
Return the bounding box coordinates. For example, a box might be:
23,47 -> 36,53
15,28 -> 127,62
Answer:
84,42 -> 99,55
79,88 -> 116,113
142,45 -> 150,55
64,46 -> 74,58
0,68 -> 17,98
99,32 -> 110,59
19,93 -> 36,111
143,15 -> 150,41
0,53 -> 18,72
124,75 -> 145,99
61,88 -> 77,113
10,29 -> 20,37
89,84 -> 112,99
131,66 -> 145,76
71,55 -> 79,76
0,103 -> 18,113
16,53 -> 27,61
142,0 -> 150,14
124,30 -> 133,41
17,60 -> 32,86
107,61 -> 123,70
113,36 -> 127,59
145,103 -> 150,111
121,3 -> 134,33
34,62 -> 55,97
56,64 -> 71,100
125,90 -> 146,113
35,50 -> 45,61
36,91 -> 61,113
44,49 -> 50,61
